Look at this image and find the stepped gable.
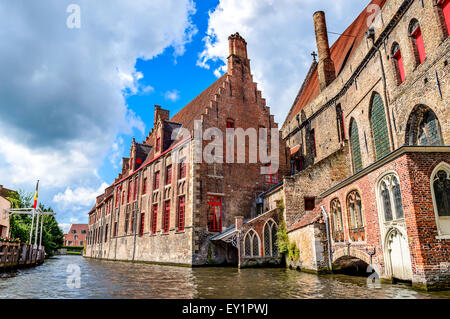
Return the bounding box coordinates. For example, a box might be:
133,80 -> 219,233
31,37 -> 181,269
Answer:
284,0 -> 387,125
170,74 -> 228,132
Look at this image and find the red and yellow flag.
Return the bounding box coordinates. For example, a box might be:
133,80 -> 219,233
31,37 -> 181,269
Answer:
33,180 -> 39,209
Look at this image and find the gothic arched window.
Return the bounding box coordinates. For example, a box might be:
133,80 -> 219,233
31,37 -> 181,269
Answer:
408,19 -> 426,65
391,42 -> 406,84
350,118 -> 363,173
347,191 -> 365,242
370,92 -> 391,160
378,174 -> 404,222
331,199 -> 344,242
263,220 -> 278,257
244,230 -> 260,257
431,163 -> 450,236
405,105 -> 443,146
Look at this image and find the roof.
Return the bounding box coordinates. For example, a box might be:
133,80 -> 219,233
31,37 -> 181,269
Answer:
285,0 -> 387,125
287,209 -> 322,233
170,74 -> 227,132
66,224 -> 88,234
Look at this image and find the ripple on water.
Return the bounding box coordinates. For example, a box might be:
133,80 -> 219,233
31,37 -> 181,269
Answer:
0,255 -> 449,299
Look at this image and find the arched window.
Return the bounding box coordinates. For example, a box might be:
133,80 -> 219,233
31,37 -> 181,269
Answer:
436,0 -> 450,37
263,220 -> 278,257
378,174 -> 404,222
347,191 -> 365,242
405,105 -> 443,146
244,230 -> 260,257
336,104 -> 346,142
391,42 -> 406,84
409,19 -> 426,65
226,118 -> 235,129
370,92 -> 391,160
350,119 -> 363,173
331,199 -> 344,242
431,163 -> 450,236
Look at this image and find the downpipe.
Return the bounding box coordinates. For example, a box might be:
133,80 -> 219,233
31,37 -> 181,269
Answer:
320,206 -> 333,271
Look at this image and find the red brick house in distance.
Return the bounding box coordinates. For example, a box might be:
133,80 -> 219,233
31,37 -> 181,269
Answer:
64,224 -> 88,247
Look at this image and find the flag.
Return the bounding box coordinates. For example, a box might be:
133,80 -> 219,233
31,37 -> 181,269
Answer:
33,180 -> 39,209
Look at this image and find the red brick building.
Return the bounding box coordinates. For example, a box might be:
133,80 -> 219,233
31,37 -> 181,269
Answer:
64,224 -> 88,247
271,0 -> 450,290
85,33 -> 290,265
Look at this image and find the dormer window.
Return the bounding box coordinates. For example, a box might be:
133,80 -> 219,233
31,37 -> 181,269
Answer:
156,137 -> 161,152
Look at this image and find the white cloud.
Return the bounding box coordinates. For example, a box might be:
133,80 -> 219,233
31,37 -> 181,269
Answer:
59,223 -> 71,234
198,0 -> 369,124
53,182 -> 109,209
164,89 -> 181,102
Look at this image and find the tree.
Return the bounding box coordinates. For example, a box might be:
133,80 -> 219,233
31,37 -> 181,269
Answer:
7,190 -> 64,256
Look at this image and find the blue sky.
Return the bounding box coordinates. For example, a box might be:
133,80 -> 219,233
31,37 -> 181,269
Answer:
0,0 -> 372,232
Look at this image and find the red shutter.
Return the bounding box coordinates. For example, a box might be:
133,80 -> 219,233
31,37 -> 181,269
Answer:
156,137 -> 161,152
412,27 -> 426,64
226,120 -> 234,128
166,165 -> 172,185
177,196 -> 185,231
154,171 -> 160,189
134,178 -> 138,200
443,0 -> 450,36
179,161 -> 186,179
152,204 -> 158,234
394,50 -> 406,83
127,181 -> 131,203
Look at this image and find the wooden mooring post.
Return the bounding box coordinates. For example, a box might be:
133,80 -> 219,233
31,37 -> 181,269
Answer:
0,242 -> 45,272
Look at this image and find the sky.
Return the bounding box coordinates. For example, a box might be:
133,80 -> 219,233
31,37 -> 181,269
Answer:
0,0 -> 372,233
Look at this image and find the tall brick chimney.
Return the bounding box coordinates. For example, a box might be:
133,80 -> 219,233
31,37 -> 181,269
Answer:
313,11 -> 336,91
154,105 -> 170,126
227,32 -> 249,75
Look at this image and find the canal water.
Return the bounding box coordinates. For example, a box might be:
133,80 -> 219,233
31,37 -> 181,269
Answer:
0,255 -> 449,299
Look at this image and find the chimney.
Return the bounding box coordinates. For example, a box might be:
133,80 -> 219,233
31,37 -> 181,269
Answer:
227,32 -> 249,75
154,105 -> 170,126
313,11 -> 336,91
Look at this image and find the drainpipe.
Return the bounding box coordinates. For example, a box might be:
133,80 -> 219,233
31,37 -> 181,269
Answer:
320,206 -> 333,271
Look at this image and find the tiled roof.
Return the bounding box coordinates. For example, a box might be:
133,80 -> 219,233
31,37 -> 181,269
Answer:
287,209 -> 322,232
170,74 -> 228,132
285,0 -> 387,124
66,224 -> 88,234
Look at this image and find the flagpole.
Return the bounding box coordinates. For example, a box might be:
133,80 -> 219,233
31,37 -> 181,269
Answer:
34,209 -> 40,248
29,180 -> 39,245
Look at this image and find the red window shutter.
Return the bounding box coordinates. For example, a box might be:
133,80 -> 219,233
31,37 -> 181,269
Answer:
179,161 -> 186,179
154,171 -> 160,189
394,50 -> 406,83
152,204 -> 158,234
412,27 -> 426,64
163,201 -> 170,233
443,0 -> 450,36
226,120 -> 234,129
156,137 -> 161,152
178,195 -> 185,231
207,195 -> 222,232
142,178 -> 147,194
134,178 -> 138,200
127,181 -> 131,203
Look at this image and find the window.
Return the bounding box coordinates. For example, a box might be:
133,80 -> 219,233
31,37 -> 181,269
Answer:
139,213 -> 145,237
80,241 -> 83,246
336,104 -> 346,141
125,210 -> 130,233
154,171 -> 160,189
166,165 -> 172,185
71,230 -> 76,234
226,119 -> 235,129
431,163 -> 450,236
131,211 -> 136,233
264,165 -> 278,184
331,199 -> 344,242
347,191 -> 365,242
127,180 -> 132,203
116,187 -> 120,207
370,92 -> 391,160
392,43 -> 406,84
74,235 -> 78,240
350,119 -> 363,173
163,200 -> 170,233
311,129 -> 317,157
151,204 -> 158,235
177,195 -> 186,231
244,230 -> 260,257
122,190 -> 125,205
263,220 -> 278,257
104,225 -> 108,242
409,19 -> 426,65
207,195 -> 222,232
142,178 -> 147,194
156,137 -> 161,152
81,230 -> 86,234
437,0 -> 450,36
179,160 -> 186,179
133,178 -> 138,201
304,197 -> 315,211
405,105 -> 443,146
113,221 -> 117,237
378,174 -> 404,223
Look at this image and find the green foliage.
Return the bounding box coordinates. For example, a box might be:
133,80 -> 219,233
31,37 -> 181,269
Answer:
8,190 -> 64,256
275,198 -> 300,262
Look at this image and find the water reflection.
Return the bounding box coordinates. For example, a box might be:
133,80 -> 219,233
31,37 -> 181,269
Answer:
0,256 -> 449,299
